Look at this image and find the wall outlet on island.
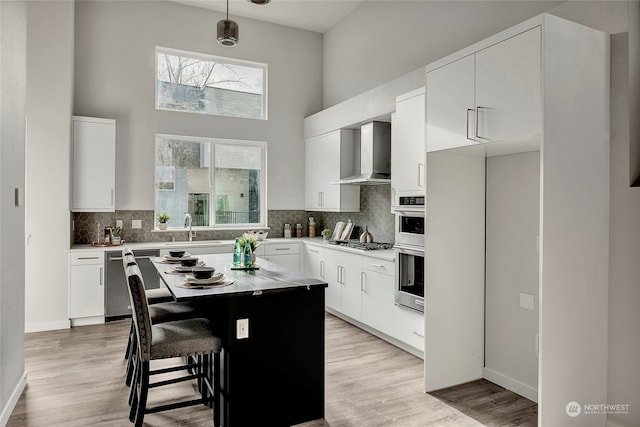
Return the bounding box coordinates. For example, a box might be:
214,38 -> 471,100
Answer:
237,318 -> 249,339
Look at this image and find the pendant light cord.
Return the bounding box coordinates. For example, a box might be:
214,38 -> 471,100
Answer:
226,0 -> 229,20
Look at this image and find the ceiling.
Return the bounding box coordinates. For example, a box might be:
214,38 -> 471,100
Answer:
171,0 -> 365,33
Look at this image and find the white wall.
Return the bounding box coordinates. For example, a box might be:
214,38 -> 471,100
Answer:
485,151 -> 540,401
73,0 -> 323,211
25,1 -> 75,332
607,30 -> 640,427
322,0 -> 562,107
0,0 -> 27,424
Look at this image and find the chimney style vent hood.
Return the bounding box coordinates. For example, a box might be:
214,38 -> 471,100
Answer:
334,121 -> 391,185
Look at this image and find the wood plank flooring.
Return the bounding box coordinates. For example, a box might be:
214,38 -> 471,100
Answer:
7,313 -> 536,426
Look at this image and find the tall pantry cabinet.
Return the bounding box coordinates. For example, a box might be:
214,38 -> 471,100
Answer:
424,14 -> 609,427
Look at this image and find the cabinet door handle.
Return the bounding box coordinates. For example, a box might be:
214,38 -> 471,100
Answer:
369,263 -> 384,268
110,189 -> 114,207
99,267 -> 103,286
320,260 -> 324,278
274,247 -> 290,251
336,266 -> 340,284
77,256 -> 100,260
466,109 -> 475,140
361,272 -> 366,292
475,106 -> 487,140
309,248 -> 319,254
415,299 -> 424,306
418,163 -> 425,187
413,331 -> 425,338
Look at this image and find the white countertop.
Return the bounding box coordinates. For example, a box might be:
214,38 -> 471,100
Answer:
69,237 -> 395,261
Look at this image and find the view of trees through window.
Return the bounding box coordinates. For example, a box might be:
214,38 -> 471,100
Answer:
155,135 -> 266,229
156,47 -> 267,119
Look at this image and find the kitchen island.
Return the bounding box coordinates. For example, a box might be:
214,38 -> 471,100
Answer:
151,254 -> 327,427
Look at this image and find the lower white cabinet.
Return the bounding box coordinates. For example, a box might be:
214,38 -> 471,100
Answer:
302,245 -> 325,280
394,304 -> 424,351
361,258 -> 395,337
69,251 -> 104,319
263,242 -> 300,272
324,250 -> 362,320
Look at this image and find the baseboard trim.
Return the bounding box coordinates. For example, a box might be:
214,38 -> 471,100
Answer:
25,319 -> 70,333
70,316 -> 104,327
0,372 -> 27,427
483,367 -> 538,403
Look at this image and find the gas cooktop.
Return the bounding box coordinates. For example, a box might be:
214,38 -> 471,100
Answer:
328,240 -> 394,251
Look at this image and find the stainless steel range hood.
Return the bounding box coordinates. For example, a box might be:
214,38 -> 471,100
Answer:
333,121 -> 391,185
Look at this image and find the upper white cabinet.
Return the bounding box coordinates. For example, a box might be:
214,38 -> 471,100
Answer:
426,55 -> 476,152
71,116 -> 116,212
391,88 -> 426,198
305,129 -> 360,212
426,27 -> 541,152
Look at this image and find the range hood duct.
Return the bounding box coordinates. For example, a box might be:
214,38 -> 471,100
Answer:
335,121 -> 391,185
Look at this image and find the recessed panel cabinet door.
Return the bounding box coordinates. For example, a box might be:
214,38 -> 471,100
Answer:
475,27 -> 541,143
426,55 -> 476,152
72,117 -> 116,212
361,269 -> 394,337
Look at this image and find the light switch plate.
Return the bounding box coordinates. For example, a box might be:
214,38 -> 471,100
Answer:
520,292 -> 534,311
132,220 -> 142,229
236,318 -> 249,339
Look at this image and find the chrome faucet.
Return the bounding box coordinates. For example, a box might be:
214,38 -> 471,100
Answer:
184,212 -> 194,242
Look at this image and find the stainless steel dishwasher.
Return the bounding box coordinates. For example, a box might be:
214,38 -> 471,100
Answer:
105,249 -> 161,321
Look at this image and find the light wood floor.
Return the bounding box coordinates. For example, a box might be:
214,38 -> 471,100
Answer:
8,313 -> 536,426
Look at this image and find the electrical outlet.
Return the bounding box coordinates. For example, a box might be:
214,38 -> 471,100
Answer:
237,318 -> 249,339
116,219 -> 123,228
132,220 -> 142,229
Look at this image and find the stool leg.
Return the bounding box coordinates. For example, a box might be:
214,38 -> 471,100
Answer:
133,361 -> 149,427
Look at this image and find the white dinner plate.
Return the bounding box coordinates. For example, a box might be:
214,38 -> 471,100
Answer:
186,273 -> 224,285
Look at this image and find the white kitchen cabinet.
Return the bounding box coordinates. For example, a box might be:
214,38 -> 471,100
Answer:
69,251 -> 104,319
302,244 -> 324,280
360,257 -> 395,337
394,304 -> 424,351
426,55 -> 476,152
426,27 -> 541,152
391,88 -> 426,199
323,249 -> 362,320
71,116 -> 116,212
263,242 -> 300,272
305,129 -> 360,212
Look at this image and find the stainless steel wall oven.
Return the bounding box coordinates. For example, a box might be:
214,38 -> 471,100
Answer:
394,246 -> 425,312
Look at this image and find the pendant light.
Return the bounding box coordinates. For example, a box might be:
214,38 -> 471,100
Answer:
217,0 -> 239,47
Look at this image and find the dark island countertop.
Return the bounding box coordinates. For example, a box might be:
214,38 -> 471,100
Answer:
151,253 -> 328,302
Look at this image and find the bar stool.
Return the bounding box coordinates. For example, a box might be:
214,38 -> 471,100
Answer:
125,264 -> 220,427
121,249 -> 202,387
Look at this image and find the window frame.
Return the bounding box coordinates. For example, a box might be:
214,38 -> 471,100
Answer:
154,133 -> 268,231
155,46 -> 268,120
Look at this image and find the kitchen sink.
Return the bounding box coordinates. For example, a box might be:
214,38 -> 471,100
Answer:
163,240 -> 224,246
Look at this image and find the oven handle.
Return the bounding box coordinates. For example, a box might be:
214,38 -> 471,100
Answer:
394,245 -> 425,257
414,299 -> 424,306
394,209 -> 424,216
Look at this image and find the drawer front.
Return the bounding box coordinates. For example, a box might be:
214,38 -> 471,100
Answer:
324,247 -> 361,266
303,244 -> 324,258
394,304 -> 425,351
361,257 -> 395,275
70,251 -> 104,266
264,242 -> 300,255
